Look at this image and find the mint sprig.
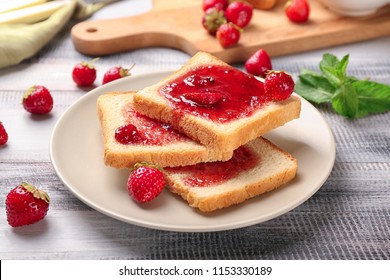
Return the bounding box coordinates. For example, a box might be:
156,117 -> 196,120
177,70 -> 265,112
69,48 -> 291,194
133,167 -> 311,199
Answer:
294,53 -> 390,118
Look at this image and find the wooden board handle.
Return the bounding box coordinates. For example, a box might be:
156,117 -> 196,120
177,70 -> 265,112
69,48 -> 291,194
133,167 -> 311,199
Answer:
71,3 -> 202,57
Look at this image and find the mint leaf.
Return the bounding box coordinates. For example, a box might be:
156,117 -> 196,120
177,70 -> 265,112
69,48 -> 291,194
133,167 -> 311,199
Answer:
331,82 -> 359,118
299,69 -> 335,92
320,65 -> 342,87
353,80 -> 390,117
320,53 -> 340,69
338,54 -> 349,76
295,70 -> 335,104
295,80 -> 333,104
319,54 -> 349,88
295,53 -> 390,119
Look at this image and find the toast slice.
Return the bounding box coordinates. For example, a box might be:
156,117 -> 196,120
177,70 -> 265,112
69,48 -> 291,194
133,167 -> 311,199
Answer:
133,51 -> 301,155
97,92 -> 234,168
164,137 -> 298,212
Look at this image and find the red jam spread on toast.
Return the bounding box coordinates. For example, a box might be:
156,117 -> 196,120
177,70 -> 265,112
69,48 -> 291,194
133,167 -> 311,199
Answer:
119,103 -> 188,145
159,65 -> 270,123
166,145 -> 259,187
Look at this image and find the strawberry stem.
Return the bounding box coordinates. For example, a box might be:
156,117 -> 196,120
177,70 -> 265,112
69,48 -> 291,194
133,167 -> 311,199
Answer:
21,182 -> 50,203
132,162 -> 163,172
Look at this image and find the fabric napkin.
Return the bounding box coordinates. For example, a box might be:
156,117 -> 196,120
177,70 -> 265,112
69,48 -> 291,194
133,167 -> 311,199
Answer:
0,0 -> 116,69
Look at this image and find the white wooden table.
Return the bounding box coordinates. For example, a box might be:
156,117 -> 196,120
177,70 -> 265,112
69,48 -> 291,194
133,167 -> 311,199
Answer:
0,0 -> 389,259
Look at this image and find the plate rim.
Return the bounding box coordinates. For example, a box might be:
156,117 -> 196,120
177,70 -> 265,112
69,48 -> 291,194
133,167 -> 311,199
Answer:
50,70 -> 336,232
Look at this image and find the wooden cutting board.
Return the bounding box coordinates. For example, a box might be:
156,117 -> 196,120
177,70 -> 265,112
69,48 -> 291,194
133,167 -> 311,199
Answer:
71,0 -> 390,63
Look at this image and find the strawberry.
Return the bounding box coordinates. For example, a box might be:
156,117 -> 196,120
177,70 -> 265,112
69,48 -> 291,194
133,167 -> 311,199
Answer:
72,58 -> 98,87
127,163 -> 165,203
22,85 -> 53,114
115,124 -> 145,144
102,64 -> 135,85
285,0 -> 310,23
216,22 -> 241,48
183,91 -> 224,106
264,71 -> 295,101
202,0 -> 228,11
6,182 -> 50,227
202,7 -> 227,36
225,1 -> 253,28
244,49 -> 273,78
0,121 -> 8,145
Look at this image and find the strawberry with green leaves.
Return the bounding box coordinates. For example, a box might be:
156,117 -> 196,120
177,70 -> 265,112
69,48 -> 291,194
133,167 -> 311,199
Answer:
72,58 -> 98,87
22,85 -> 53,114
6,182 -> 50,227
102,64 -> 135,85
202,7 -> 227,36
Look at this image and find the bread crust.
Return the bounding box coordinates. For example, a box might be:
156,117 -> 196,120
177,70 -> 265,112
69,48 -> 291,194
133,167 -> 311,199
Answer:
164,137 -> 298,212
133,51 -> 301,155
97,91 -> 233,168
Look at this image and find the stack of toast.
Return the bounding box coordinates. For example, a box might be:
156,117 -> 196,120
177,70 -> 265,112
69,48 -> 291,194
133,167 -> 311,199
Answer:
98,51 -> 301,212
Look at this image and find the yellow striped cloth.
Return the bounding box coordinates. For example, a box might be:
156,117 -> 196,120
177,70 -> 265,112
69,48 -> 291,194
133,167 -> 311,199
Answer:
0,0 -> 115,69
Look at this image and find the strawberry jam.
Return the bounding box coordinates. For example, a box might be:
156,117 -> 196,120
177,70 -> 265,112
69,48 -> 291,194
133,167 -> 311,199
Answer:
166,145 -> 259,187
119,103 -> 188,145
159,65 -> 271,123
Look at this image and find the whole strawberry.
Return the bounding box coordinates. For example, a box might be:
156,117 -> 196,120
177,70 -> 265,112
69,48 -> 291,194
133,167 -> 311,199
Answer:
0,121 -> 8,145
216,22 -> 241,48
102,64 -> 134,85
202,0 -> 228,11
22,85 -> 53,114
225,1 -> 253,28
245,49 -> 273,78
72,58 -> 98,87
127,163 -> 165,203
202,7 -> 227,36
264,71 -> 295,101
285,0 -> 310,23
6,182 -> 50,227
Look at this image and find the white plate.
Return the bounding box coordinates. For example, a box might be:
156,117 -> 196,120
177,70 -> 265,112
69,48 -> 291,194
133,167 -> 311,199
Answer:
50,71 -> 336,232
